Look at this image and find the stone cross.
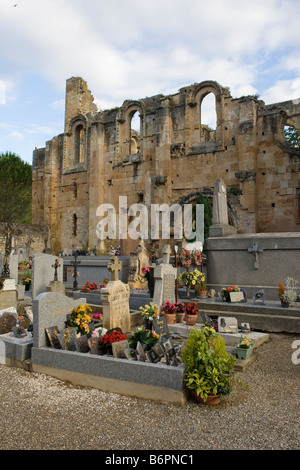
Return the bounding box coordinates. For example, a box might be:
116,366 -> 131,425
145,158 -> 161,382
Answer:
108,256 -> 122,281
162,244 -> 171,264
248,241 -> 263,270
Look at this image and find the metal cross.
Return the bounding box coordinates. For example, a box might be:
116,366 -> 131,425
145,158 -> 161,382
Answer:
51,258 -> 61,282
248,241 -> 263,270
107,256 -> 122,281
70,251 -> 81,290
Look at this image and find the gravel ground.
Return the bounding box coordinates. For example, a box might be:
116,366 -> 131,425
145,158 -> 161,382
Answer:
0,332 -> 299,452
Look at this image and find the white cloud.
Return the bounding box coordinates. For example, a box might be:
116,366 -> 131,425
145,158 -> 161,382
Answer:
262,78 -> 300,104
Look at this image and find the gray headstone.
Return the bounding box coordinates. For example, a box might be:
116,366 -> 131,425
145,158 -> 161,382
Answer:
32,253 -> 63,299
33,292 -> 86,348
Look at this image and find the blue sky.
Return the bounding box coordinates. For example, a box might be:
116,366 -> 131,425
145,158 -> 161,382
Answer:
1,0 -> 300,164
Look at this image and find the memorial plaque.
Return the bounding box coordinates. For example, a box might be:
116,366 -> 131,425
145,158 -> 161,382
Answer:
152,316 -> 170,342
76,334 -> 90,353
218,316 -> 238,333
45,326 -> 61,349
57,328 -> 78,351
112,339 -> 129,358
229,291 -> 245,303
88,336 -> 102,355
253,290 -> 265,305
136,341 -> 146,361
146,348 -> 161,363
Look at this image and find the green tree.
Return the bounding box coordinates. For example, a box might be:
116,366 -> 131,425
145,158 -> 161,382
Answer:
0,152 -> 32,224
192,192 -> 213,249
284,125 -> 300,149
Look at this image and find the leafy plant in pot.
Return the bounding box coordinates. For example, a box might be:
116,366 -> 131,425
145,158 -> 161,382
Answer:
181,326 -> 237,405
236,335 -> 254,360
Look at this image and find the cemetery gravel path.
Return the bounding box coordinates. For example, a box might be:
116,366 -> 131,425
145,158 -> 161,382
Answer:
0,332 -> 299,452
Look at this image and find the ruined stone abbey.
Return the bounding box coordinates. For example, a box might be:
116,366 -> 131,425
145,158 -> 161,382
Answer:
32,77 -> 300,255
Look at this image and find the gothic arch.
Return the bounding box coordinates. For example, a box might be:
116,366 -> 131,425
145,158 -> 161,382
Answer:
64,115 -> 88,171
186,81 -> 229,153
115,100 -> 145,164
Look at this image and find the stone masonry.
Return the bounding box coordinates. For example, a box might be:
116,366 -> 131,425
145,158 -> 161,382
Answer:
32,77 -> 300,255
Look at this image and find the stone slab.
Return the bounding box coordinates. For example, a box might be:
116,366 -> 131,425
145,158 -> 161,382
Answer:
31,347 -> 187,404
0,331 -> 33,364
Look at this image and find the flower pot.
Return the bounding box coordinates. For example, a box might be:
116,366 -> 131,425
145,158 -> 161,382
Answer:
185,314 -> 197,326
164,313 -> 177,324
280,299 -> 289,308
236,345 -> 254,360
176,312 -> 185,323
24,282 -> 31,291
186,285 -> 191,298
197,290 -> 208,298
192,392 -> 220,405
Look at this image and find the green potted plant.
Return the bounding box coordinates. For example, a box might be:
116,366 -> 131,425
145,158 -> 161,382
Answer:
181,326 -> 236,405
195,272 -> 207,297
236,335 -> 254,360
128,326 -> 159,351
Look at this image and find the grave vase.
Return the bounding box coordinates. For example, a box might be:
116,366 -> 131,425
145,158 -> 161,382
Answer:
175,311 -> 185,323
185,314 -> 197,326
186,285 -> 191,298
148,267 -> 155,297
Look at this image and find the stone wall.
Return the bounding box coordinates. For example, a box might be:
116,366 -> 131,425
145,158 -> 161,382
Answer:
0,223 -> 50,260
32,77 -> 300,255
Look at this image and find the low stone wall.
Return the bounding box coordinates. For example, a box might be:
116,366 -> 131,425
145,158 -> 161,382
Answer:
63,255 -> 129,289
0,223 -> 50,260
206,232 -> 300,301
31,347 -> 187,405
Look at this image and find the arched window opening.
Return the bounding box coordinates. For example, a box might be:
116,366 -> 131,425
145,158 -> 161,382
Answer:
284,124 -> 300,149
74,124 -> 85,163
200,93 -> 217,143
130,111 -> 141,154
